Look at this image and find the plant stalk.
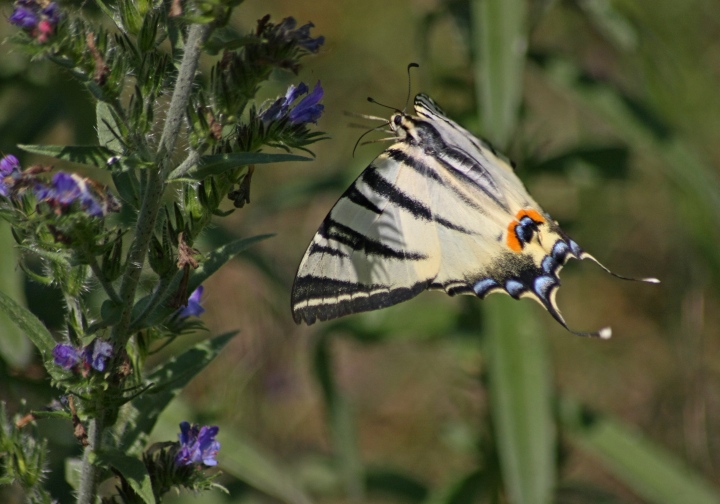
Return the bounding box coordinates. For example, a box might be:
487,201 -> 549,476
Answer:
76,21 -> 212,504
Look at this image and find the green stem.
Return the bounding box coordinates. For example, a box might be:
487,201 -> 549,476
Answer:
89,257 -> 121,304
76,22 -> 212,504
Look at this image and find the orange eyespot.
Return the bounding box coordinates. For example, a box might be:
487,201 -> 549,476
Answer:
505,208 -> 545,252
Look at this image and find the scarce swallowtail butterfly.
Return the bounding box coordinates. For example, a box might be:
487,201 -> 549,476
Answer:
291,92 -> 658,338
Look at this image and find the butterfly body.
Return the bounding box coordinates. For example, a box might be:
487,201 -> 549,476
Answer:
292,94 -> 657,337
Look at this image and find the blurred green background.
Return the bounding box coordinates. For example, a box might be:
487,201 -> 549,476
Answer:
1,0 -> 720,502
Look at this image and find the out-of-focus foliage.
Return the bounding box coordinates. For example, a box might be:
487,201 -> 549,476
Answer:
1,0 -> 720,503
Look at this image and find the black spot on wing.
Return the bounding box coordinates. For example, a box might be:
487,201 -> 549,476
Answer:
319,218 -> 427,260
291,276 -> 430,325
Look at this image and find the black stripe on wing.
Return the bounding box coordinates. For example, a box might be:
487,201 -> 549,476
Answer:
385,148 -> 485,213
344,184 -> 382,214
362,168 -> 473,234
291,276 -> 431,324
319,217 -> 427,260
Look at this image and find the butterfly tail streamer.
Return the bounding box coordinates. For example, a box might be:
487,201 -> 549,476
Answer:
580,251 -> 660,284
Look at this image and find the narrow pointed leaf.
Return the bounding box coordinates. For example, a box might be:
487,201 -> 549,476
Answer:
561,398 -> 720,504
182,152 -> 312,181
484,297 -> 555,504
0,290 -> 62,380
0,223 -> 31,368
314,333 -> 365,500
471,0 -> 528,147
18,144 -> 115,167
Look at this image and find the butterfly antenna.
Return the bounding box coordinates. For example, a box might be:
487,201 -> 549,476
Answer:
404,62 -> 420,112
367,96 -> 399,112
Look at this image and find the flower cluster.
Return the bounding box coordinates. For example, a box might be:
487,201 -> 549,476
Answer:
8,0 -> 60,43
0,154 -> 120,217
174,422 -> 220,467
53,339 -> 113,373
260,81 -> 324,126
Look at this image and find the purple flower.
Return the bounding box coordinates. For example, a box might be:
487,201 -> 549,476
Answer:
0,155 -> 21,197
51,172 -> 82,204
9,4 -> 39,29
41,2 -> 60,25
34,172 -> 111,217
82,339 -> 113,372
274,17 -> 324,53
53,344 -> 80,370
260,81 -> 324,126
292,22 -> 325,52
175,421 -> 220,467
176,286 -> 205,318
0,155 -> 20,176
289,81 -> 324,125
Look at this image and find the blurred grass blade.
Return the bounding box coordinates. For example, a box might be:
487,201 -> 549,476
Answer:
115,332 -> 236,455
484,296 -> 555,504
560,398 -> 720,504
0,222 -> 32,368
314,333 -> 365,500
471,0 -> 528,147
533,53 -> 720,276
577,0 -> 638,51
421,469 -> 485,504
365,467 -> 428,502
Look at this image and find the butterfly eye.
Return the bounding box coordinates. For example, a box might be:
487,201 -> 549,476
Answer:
393,115 -> 402,126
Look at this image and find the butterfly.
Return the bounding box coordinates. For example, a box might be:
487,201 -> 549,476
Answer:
291,93 -> 658,338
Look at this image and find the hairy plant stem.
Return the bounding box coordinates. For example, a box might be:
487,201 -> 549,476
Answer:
76,21 -> 212,504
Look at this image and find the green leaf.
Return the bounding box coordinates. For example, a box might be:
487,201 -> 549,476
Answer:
18,144 -> 115,167
560,398 -> 720,504
114,332 -> 236,455
131,234 -> 273,330
471,0 -> 528,147
484,296 -> 555,504
97,102 -> 123,152
182,152 -> 313,181
95,449 -> 155,504
0,222 -> 32,368
0,290 -> 61,380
